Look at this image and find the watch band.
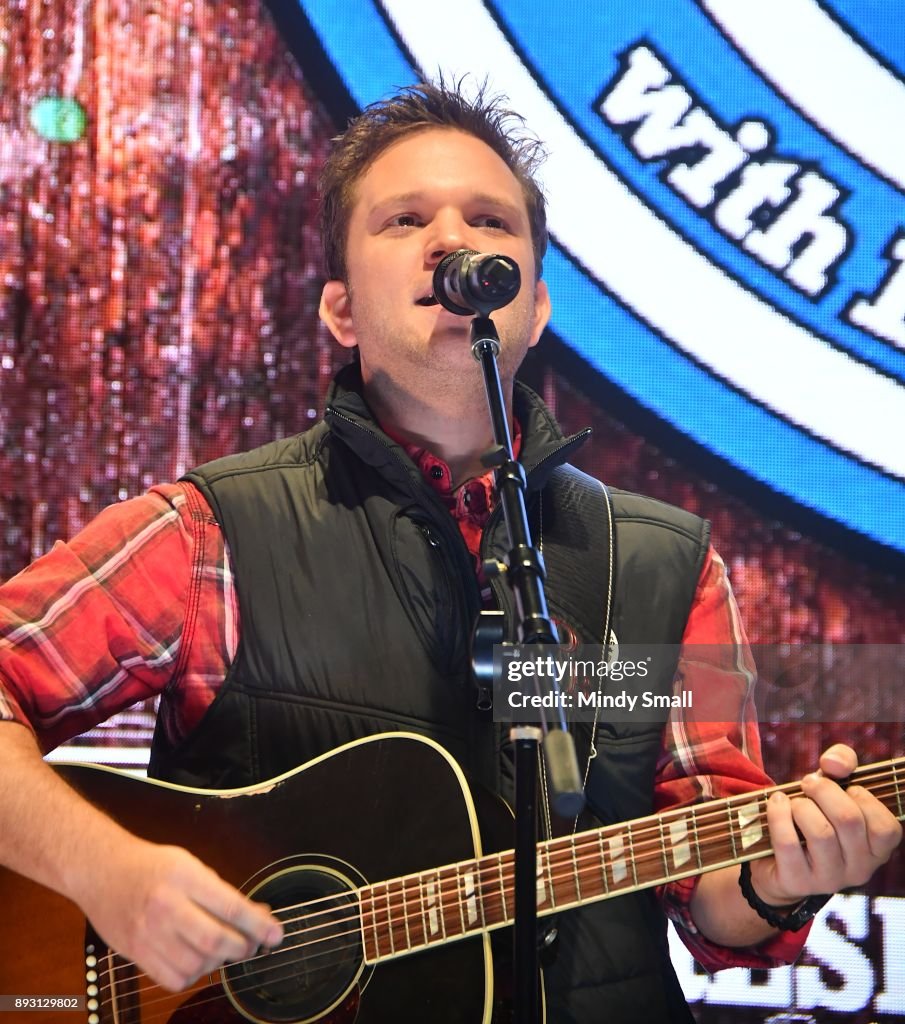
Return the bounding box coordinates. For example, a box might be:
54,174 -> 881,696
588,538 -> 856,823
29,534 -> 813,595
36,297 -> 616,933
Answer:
739,860 -> 832,931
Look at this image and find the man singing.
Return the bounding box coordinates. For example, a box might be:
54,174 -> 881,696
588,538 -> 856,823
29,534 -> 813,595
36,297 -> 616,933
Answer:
0,82 -> 900,1022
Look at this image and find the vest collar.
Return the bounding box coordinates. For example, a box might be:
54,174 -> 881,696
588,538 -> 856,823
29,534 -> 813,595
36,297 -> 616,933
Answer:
323,362 -> 591,496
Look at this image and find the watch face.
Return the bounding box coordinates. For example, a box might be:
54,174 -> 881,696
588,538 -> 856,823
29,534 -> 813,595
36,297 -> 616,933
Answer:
278,1 -> 905,558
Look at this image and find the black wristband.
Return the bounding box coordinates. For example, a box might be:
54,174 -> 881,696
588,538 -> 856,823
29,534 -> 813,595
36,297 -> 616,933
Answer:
738,861 -> 832,932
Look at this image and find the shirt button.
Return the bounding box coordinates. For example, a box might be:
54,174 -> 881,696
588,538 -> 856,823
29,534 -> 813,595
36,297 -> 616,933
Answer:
430,466 -> 444,480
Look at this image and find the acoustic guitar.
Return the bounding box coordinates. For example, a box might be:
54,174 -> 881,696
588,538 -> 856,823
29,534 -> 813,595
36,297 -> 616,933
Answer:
1,732 -> 902,1023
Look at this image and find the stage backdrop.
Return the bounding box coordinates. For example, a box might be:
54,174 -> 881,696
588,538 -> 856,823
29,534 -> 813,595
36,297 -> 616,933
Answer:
1,2 -> 904,1021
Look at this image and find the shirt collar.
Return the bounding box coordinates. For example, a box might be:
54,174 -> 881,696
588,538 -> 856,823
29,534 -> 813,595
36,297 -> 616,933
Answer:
381,420 -> 523,518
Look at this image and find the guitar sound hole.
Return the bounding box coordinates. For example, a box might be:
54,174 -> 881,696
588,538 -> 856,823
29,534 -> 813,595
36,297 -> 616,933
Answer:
224,864 -> 363,1023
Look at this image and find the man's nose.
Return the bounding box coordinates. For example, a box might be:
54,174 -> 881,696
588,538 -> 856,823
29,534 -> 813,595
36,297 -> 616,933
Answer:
424,214 -> 471,266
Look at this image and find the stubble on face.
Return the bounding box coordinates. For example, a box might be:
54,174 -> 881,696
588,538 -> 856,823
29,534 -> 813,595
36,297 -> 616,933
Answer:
328,128 -> 549,432
345,276 -> 542,404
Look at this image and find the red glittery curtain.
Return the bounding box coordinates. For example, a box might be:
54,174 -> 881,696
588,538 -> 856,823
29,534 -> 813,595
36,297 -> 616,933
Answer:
0,0 -> 343,577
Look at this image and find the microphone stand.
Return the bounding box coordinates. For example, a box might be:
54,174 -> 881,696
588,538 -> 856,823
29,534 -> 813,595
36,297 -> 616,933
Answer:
469,314 -> 584,1024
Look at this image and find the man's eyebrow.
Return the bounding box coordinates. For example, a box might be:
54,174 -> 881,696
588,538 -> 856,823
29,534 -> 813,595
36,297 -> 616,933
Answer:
470,193 -> 525,218
370,191 -> 426,211
368,192 -> 525,218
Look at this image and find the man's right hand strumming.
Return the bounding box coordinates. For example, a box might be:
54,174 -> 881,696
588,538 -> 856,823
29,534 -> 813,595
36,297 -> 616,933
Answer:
0,722 -> 283,992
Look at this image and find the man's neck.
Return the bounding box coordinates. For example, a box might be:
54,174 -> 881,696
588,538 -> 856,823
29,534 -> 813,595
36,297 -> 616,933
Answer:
363,376 -> 515,488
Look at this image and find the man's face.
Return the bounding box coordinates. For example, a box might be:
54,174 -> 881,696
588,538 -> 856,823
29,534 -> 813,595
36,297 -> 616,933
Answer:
319,128 -> 550,395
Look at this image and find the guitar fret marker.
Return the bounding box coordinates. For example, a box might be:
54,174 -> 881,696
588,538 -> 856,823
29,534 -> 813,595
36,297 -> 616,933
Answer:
737,800 -> 763,850
537,849 -> 549,906
385,884 -> 395,953
597,833 -> 610,893
609,834 -> 627,884
401,879 -> 412,950
425,879 -> 440,937
476,862 -> 487,928
418,876 -> 429,946
656,816 -> 669,877
571,840 -> 583,900
690,806 -> 703,869
498,856 -> 509,921
455,866 -> 466,935
546,845 -> 558,906
463,869 -> 479,927
626,826 -> 639,885
368,889 -> 380,960
438,874 -> 449,937
669,818 -> 691,868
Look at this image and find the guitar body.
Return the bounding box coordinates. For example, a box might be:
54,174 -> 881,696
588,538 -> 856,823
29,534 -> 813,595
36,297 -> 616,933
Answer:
0,733 -> 511,1023
10,733 -> 897,1023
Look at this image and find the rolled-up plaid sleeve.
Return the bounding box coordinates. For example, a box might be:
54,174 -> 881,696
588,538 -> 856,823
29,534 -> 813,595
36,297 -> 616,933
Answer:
0,483 -> 218,752
655,546 -> 811,971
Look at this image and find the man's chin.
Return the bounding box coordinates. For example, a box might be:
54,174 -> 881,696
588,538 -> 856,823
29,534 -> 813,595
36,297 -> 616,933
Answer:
426,323 -> 479,353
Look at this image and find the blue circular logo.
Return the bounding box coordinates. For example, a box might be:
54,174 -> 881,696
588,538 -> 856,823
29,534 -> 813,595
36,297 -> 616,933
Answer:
285,0 -> 905,555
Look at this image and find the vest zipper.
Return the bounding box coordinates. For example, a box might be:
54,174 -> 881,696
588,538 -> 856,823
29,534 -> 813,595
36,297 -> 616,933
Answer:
480,430 -> 591,619
328,408 -> 482,626
329,408 -> 591,644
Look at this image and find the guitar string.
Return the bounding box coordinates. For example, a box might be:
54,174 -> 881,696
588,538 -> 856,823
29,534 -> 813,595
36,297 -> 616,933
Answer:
95,761 -> 905,991
99,777 -> 905,1024
98,777 -> 905,1024
95,766 -> 904,1013
96,756 -> 905,991
94,775 -> 903,1019
98,914 -> 372,1024
93,767 -> 903,995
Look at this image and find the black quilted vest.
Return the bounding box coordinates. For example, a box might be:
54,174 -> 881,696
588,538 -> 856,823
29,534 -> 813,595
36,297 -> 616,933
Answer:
150,364 -> 709,1023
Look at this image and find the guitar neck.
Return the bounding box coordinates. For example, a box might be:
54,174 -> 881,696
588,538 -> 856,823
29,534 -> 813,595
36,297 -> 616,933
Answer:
360,756 -> 905,964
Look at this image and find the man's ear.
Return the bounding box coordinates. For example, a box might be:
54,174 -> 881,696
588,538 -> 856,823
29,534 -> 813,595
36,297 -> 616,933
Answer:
528,279 -> 551,349
319,280 -> 357,349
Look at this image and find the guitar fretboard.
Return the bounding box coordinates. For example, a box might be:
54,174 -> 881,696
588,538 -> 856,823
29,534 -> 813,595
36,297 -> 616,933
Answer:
359,756 -> 905,963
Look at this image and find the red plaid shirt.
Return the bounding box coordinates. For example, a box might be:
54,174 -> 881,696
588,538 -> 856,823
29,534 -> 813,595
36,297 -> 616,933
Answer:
0,457 -> 807,971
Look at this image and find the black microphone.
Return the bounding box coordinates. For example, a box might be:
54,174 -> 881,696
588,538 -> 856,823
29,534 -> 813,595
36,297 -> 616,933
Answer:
432,249 -> 521,317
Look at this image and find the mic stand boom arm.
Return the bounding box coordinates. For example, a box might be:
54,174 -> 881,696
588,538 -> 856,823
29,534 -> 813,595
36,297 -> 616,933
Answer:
470,315 -> 584,1024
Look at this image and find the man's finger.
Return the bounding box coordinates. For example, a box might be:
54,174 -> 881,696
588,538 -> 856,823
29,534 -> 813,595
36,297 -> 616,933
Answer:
179,909 -> 257,969
848,786 -> 904,863
788,796 -> 845,888
800,772 -> 870,853
191,868 -> 284,949
763,790 -> 810,891
819,743 -> 857,779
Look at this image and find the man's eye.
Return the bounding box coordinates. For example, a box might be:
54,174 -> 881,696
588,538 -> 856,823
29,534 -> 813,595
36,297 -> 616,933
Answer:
390,214 -> 419,228
477,216 -> 507,230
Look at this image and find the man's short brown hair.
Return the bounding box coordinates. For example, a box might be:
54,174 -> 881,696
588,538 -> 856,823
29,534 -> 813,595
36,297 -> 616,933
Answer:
319,80 -> 548,282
